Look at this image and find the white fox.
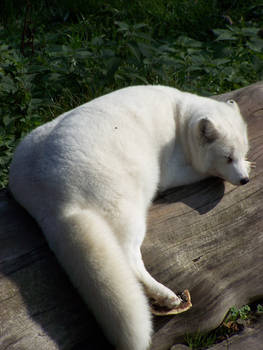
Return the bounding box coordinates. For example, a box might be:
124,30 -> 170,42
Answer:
9,86 -> 251,350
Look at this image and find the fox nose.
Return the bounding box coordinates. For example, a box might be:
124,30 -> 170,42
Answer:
240,177 -> 249,185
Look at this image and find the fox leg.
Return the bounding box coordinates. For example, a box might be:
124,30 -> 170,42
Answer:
113,207 -> 182,309
129,244 -> 182,308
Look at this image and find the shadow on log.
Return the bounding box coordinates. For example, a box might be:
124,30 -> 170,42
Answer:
0,82 -> 263,350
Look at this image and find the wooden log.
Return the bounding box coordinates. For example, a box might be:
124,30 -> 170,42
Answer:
0,82 -> 262,350
149,81 -> 263,349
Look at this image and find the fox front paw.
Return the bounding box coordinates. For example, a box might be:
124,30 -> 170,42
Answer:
150,289 -> 192,316
150,293 -> 182,309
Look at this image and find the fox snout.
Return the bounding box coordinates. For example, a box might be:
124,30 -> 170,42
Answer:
240,177 -> 249,185
217,160 -> 251,187
239,160 -> 255,185
234,166 -> 249,186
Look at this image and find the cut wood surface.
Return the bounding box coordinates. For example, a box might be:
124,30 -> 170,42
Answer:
0,82 -> 263,350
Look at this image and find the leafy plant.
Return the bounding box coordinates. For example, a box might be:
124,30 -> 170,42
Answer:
225,305 -> 251,322
0,1 -> 263,187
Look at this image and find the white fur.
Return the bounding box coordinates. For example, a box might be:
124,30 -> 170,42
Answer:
9,86 -> 250,350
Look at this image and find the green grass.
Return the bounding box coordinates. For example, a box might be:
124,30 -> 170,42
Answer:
0,1 -> 263,187
185,331 -> 217,349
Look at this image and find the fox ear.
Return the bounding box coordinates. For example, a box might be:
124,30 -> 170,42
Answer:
199,118 -> 218,143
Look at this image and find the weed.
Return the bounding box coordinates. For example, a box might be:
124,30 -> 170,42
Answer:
184,302 -> 263,349
225,305 -> 251,322
185,331 -> 217,350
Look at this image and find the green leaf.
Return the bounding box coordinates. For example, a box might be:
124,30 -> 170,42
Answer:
1,76 -> 16,93
247,38 -> 263,52
137,42 -> 155,58
125,72 -> 148,84
106,57 -> 121,78
101,49 -> 115,58
75,49 -> 92,59
2,115 -> 11,127
213,29 -> 236,41
127,42 -> 141,62
115,21 -> 129,32
133,23 -> 148,30
188,65 -> 203,72
191,54 -> 207,65
133,32 -> 152,42
28,65 -> 49,73
241,27 -> 260,36
177,36 -> 203,48
213,58 -> 231,66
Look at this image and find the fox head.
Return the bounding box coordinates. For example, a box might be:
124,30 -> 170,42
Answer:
189,99 -> 251,186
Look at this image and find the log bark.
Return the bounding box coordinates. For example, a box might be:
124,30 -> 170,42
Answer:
0,82 -> 263,350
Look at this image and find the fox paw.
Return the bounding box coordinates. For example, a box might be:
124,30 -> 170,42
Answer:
150,290 -> 192,316
150,293 -> 182,309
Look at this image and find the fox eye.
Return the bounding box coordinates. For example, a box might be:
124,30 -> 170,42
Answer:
226,156 -> 233,164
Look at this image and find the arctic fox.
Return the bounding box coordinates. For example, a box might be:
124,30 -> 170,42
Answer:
9,86 -> 251,350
